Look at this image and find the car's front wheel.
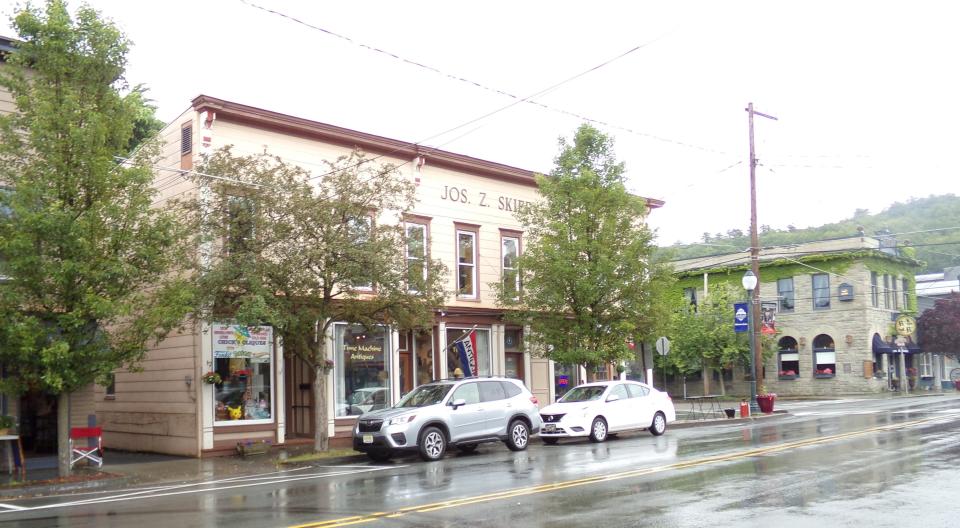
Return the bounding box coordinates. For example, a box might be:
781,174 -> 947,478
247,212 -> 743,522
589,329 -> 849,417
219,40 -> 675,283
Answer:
419,426 -> 447,461
505,420 -> 530,451
650,412 -> 667,436
589,417 -> 608,443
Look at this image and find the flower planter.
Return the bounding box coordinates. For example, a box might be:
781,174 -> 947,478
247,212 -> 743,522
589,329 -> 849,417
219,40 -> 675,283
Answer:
814,373 -> 835,379
778,375 -> 798,381
756,395 -> 775,414
236,440 -> 271,457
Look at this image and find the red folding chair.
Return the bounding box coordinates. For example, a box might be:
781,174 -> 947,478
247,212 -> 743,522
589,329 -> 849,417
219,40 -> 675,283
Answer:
69,427 -> 103,468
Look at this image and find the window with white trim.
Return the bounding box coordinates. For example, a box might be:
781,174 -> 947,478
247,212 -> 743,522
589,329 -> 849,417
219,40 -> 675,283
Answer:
457,229 -> 477,298
405,222 -> 427,292
813,334 -> 835,377
902,278 -> 910,309
501,235 -> 520,300
777,337 -> 799,379
919,353 -> 932,378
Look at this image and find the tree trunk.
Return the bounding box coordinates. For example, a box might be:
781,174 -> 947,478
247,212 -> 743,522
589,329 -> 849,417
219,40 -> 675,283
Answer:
57,392 -> 71,477
718,368 -> 727,396
701,365 -> 710,395
313,366 -> 329,452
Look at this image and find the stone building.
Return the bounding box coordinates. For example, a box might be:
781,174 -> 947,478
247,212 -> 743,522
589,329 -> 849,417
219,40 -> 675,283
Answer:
671,235 -> 922,397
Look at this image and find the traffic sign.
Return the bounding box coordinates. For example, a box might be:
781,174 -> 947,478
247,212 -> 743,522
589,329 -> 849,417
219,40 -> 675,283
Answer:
655,336 -> 670,356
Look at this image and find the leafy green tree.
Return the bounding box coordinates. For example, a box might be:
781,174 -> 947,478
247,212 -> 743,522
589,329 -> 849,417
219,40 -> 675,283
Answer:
179,147 -> 446,451
0,0 -> 193,475
661,283 -> 777,396
495,124 -> 672,377
918,292 -> 960,359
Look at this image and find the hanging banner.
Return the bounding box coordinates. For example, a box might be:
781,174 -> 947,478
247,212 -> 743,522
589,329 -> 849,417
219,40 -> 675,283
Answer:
734,303 -> 749,333
761,301 -> 778,335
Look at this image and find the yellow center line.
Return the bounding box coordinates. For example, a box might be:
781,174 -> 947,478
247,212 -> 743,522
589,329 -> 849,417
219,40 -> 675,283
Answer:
291,415 -> 946,528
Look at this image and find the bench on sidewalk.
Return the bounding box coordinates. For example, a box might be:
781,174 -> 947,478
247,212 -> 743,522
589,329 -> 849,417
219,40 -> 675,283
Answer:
69,426 -> 103,469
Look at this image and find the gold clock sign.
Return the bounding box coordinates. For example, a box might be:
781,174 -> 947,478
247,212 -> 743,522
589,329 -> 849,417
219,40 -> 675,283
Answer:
895,315 -> 916,336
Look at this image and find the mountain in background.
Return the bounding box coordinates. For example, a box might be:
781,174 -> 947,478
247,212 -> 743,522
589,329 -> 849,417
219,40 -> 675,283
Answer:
658,194 -> 960,273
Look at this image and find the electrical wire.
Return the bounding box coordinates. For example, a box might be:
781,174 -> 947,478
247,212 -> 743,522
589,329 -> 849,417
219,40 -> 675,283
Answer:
236,0 -> 730,157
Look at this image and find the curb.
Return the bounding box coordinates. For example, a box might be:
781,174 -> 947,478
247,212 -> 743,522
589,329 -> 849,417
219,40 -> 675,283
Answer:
0,474 -> 131,500
670,410 -> 788,429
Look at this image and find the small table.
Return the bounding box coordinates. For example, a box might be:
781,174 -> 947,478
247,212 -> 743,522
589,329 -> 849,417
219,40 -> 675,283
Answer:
0,435 -> 26,479
684,395 -> 725,420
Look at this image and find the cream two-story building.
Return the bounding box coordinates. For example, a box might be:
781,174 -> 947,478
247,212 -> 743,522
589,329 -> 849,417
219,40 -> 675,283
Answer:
95,95 -> 663,456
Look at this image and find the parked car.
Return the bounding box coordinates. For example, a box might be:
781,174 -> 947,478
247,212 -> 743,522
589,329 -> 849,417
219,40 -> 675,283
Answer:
353,377 -> 542,462
538,380 -> 675,444
339,387 -> 389,416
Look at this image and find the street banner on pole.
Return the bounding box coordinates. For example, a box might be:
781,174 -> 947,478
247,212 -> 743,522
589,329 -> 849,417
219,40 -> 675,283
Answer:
734,303 -> 749,333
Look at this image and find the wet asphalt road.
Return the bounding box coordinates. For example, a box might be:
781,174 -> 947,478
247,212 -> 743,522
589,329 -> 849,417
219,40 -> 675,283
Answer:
2,395 -> 960,527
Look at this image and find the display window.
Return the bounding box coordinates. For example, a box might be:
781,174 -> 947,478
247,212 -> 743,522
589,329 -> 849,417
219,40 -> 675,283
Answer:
335,324 -> 391,417
446,328 -> 491,377
211,324 -> 273,424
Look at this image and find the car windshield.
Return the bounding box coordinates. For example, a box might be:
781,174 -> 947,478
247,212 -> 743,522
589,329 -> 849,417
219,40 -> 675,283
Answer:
559,385 -> 607,402
395,384 -> 454,408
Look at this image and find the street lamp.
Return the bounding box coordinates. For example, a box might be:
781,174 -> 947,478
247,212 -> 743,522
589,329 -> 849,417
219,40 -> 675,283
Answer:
741,270 -> 760,413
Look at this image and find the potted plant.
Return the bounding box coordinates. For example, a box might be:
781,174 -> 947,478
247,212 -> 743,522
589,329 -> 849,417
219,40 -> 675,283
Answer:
756,388 -> 776,414
0,415 -> 14,435
201,371 -> 222,385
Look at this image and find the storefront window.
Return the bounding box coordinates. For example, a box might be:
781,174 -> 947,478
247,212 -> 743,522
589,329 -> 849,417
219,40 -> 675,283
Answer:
212,324 -> 273,424
446,328 -> 490,377
554,363 -> 578,400
335,324 -> 391,417
504,329 -> 523,380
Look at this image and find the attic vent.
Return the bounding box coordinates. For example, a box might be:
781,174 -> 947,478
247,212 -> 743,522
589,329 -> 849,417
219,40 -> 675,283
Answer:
181,125 -> 193,155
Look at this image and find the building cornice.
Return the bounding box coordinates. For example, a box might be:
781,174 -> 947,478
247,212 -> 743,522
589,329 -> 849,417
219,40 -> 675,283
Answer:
190,95 -> 664,209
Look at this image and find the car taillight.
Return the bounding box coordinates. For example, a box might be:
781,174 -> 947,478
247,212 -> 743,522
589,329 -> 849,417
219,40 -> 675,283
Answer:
530,396 -> 539,405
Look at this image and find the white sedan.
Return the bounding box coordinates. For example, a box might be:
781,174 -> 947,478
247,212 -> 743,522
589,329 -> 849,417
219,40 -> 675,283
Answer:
539,381 -> 676,443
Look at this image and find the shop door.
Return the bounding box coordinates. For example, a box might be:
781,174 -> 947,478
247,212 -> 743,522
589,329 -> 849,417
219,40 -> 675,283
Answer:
399,351 -> 413,396
505,352 -> 524,381
284,355 -> 314,438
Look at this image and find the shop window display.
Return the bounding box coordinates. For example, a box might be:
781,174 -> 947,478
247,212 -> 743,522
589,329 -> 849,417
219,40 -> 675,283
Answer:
212,324 -> 273,423
336,324 -> 391,417
446,328 -> 491,377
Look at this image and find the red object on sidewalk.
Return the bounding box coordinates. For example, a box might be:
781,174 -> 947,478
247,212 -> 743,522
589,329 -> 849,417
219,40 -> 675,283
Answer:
739,400 -> 750,418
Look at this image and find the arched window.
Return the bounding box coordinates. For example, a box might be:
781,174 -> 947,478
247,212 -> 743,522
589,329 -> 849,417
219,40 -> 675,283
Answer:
813,334 -> 836,378
778,337 -> 799,379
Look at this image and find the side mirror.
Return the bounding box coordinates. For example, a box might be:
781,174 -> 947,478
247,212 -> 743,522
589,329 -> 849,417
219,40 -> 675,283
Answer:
606,394 -> 621,402
450,398 -> 467,409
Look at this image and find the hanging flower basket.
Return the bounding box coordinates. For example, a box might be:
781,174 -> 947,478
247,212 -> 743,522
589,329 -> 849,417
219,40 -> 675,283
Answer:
321,359 -> 334,373
201,371 -> 222,385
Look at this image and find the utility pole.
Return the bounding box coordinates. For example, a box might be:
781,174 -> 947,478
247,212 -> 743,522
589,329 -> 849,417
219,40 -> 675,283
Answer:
746,102 -> 777,412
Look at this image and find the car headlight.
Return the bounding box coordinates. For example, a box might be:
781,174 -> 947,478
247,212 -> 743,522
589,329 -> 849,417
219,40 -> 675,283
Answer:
388,414 -> 416,425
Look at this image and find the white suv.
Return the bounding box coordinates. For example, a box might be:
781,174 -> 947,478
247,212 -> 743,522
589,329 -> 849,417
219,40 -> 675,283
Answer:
353,377 -> 542,462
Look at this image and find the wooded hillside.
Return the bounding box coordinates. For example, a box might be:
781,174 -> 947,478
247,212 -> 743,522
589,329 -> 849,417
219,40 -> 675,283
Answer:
659,194 -> 960,273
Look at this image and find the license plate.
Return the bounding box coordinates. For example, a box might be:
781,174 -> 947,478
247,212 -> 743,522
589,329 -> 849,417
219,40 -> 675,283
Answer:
363,434 -> 374,444
543,424 -> 556,433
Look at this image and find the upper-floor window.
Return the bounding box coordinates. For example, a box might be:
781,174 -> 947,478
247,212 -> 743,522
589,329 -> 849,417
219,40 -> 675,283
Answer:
683,287 -> 698,312
812,274 -> 830,309
892,277 -> 899,309
405,222 -> 427,292
870,272 -> 879,307
883,274 -> 891,308
347,215 -> 373,290
777,278 -> 795,313
501,235 -> 520,300
902,278 -> 910,309
457,229 -> 478,298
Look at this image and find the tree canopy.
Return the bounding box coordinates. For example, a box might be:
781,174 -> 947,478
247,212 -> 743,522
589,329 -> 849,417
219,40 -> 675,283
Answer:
179,147 -> 446,450
0,0 -> 193,474
496,124 -> 673,372
918,292 -> 960,358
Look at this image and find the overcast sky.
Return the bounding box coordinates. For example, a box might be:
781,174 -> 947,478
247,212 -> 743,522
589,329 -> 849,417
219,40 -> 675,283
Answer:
2,0 -> 958,245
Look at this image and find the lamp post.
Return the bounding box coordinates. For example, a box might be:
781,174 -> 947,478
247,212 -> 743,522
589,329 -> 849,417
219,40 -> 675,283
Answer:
742,270 -> 760,413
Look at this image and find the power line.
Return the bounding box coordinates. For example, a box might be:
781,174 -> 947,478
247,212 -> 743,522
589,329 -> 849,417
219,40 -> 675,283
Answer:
236,0 -> 731,157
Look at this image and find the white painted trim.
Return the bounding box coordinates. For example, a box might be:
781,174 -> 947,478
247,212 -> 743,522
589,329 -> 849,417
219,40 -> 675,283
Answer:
391,328 -> 400,404
200,323 -> 213,450
438,322 -> 447,377
276,334 -> 285,444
